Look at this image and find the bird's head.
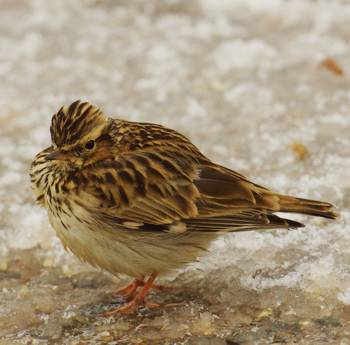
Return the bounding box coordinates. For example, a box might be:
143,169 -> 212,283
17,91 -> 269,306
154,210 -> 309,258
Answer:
46,100 -> 115,170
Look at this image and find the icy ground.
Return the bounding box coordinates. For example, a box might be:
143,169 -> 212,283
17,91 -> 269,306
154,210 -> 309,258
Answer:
0,0 -> 350,344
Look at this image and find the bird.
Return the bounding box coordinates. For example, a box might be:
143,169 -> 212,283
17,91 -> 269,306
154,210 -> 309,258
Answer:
30,100 -> 337,314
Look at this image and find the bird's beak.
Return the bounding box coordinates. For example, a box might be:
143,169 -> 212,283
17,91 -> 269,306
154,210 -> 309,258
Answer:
45,150 -> 70,161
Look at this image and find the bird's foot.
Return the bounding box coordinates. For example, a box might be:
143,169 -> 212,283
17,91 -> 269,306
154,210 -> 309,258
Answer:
111,278 -> 144,299
104,273 -> 163,316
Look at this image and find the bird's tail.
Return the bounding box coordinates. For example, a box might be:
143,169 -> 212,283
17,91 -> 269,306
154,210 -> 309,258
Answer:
278,195 -> 338,219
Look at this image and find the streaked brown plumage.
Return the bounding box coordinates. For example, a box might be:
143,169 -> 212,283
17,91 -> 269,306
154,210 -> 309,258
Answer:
30,100 -> 337,314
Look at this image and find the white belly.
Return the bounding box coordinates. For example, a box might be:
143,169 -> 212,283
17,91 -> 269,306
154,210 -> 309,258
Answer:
48,205 -> 148,279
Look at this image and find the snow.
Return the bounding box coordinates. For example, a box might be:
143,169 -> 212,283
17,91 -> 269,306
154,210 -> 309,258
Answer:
0,0 -> 350,342
338,288 -> 350,305
212,40 -> 278,72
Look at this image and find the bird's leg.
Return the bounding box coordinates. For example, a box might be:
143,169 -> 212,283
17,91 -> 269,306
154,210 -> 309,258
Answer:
112,278 -> 167,299
104,273 -> 160,315
136,273 -> 161,309
111,278 -> 144,299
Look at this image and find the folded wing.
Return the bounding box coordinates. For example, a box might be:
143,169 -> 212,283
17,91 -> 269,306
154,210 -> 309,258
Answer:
78,142 -> 317,233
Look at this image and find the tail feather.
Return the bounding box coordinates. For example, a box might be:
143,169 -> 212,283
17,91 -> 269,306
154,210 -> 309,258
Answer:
278,195 -> 338,219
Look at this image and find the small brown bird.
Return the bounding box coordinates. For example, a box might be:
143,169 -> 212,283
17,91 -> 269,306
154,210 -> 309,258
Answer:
30,100 -> 337,314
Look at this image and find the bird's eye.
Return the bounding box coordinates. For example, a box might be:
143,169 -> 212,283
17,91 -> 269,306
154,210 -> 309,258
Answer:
85,140 -> 95,150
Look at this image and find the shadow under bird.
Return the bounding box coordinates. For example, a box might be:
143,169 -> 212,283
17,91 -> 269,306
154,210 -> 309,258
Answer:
30,100 -> 337,314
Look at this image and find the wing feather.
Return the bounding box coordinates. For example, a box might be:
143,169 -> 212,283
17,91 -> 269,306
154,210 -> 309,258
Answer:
185,214 -> 304,233
79,144 -> 301,233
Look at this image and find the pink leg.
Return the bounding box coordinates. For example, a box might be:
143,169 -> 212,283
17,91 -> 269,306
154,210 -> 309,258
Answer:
111,278 -> 144,299
104,274 -> 161,315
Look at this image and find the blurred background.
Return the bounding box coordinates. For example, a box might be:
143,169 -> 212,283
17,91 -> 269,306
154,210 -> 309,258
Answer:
0,0 -> 349,343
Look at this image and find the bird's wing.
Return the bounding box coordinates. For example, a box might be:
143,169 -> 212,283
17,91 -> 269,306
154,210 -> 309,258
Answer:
81,148 -> 201,225
79,147 -> 302,232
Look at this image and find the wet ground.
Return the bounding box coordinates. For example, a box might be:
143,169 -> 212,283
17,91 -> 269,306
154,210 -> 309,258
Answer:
2,248 -> 350,344
1,0 -> 350,344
